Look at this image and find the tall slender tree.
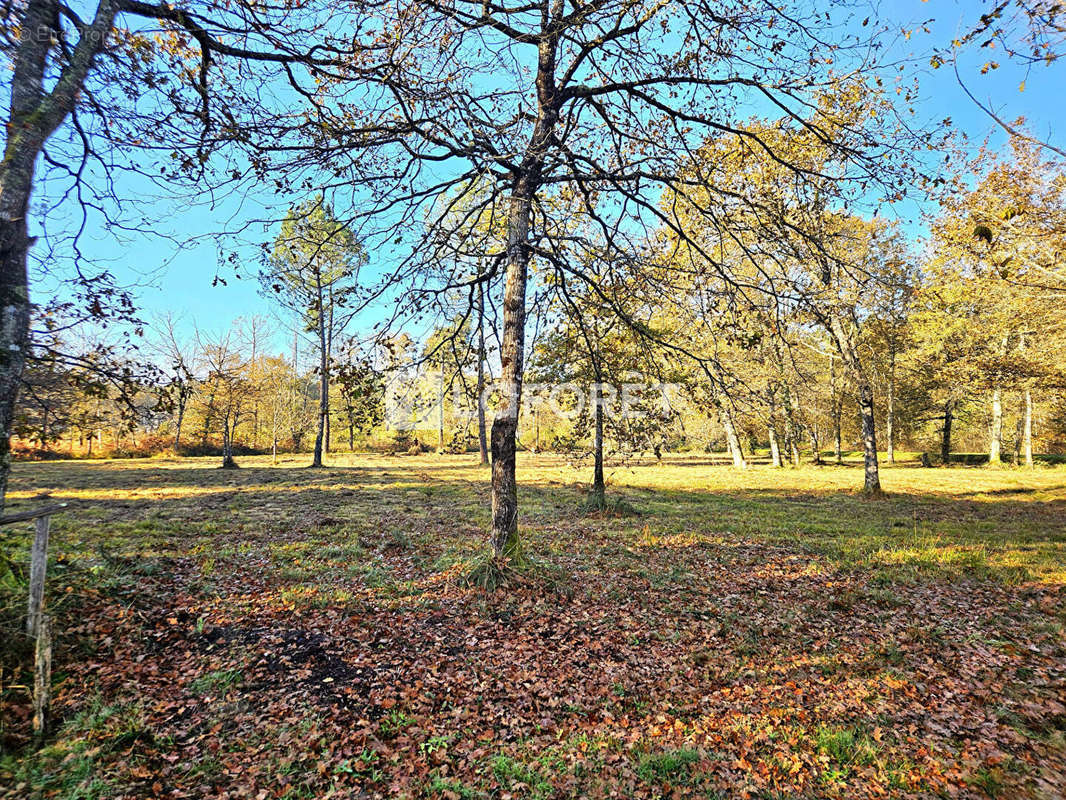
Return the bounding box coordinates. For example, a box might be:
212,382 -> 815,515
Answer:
261,201 -> 366,467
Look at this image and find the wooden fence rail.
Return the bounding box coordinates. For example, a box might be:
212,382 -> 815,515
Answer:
1,501 -> 68,744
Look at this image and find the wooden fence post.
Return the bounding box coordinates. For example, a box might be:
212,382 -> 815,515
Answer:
26,514 -> 50,637
33,614 -> 53,743
0,502 -> 67,746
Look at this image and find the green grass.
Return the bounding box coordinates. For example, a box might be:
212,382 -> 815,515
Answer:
0,697 -> 149,800
188,668 -> 243,696
6,451 -> 1063,583
635,747 -> 701,783
815,725 -> 880,768
424,775 -> 480,799
490,754 -> 550,789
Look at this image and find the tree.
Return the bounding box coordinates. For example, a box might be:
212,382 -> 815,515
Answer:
806,218 -> 911,493
305,0 -> 929,555
333,337 -> 384,452
15,303 -> 159,452
262,201 -> 366,467
922,136 -> 1066,465
195,322 -> 257,468
0,0 -> 367,507
426,179 -> 506,465
531,257 -> 669,507
420,318 -> 477,452
865,252 -> 918,465
15,355 -> 78,446
153,313 -> 198,451
660,100 -> 924,492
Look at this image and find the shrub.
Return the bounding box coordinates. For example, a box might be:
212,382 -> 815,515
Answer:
10,441 -> 68,461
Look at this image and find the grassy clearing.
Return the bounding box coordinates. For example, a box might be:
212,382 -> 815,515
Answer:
0,452 -> 1064,798
11,450 -> 1062,582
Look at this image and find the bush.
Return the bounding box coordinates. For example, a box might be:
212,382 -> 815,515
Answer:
108,434 -> 176,459
10,441 -> 68,461
444,433 -> 477,454
381,432 -> 425,455
175,441 -> 265,458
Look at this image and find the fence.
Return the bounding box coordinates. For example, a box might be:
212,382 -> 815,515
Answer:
1,502 -> 68,744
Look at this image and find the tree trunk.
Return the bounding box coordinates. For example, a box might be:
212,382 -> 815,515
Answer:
272,403 -> 279,465
489,34 -> 559,558
781,387 -> 800,467
476,281 -> 488,466
201,392 -> 214,446
830,354 -> 843,464
324,316 -> 333,455
808,426 -> 821,465
828,317 -> 879,493
834,413 -> 842,464
174,400 -> 186,451
221,415 -> 238,469
767,392 -> 782,468
0,222 -> 33,514
768,423 -> 782,468
312,308 -> 328,467
886,362 -> 895,464
1013,415 -> 1023,466
437,370 -> 445,452
592,381 -> 605,505
1,0 -> 117,510
0,143 -> 36,514
941,400 -> 953,464
718,404 -> 746,469
857,380 -> 881,493
490,190 -> 534,557
989,388 -> 1002,466
1024,390 -> 1033,467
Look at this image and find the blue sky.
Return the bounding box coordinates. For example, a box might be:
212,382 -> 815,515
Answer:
27,0 -> 1066,357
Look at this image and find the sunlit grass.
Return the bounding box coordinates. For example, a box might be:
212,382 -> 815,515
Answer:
5,451 -> 1066,584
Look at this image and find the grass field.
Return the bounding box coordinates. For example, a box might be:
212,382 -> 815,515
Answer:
1,453 -> 1064,798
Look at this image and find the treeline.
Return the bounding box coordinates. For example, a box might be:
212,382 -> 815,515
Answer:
14,138 -> 1066,474
13,315 -> 383,463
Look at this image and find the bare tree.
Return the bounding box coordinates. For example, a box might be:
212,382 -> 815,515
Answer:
294,0 -> 928,556
195,322 -> 255,468
153,313 -> 198,451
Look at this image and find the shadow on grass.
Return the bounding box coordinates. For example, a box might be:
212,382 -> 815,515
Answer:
5,455 -> 1066,587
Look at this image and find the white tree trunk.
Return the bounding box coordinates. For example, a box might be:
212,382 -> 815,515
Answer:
1024,390 -> 1033,467
989,389 -> 1002,465
718,404 -> 746,469
768,424 -> 782,468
